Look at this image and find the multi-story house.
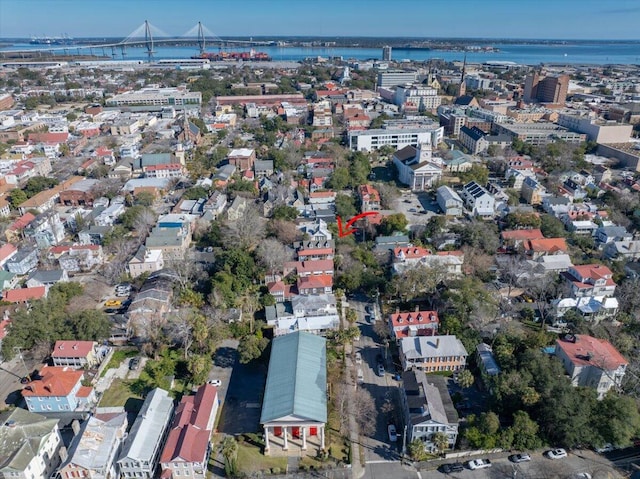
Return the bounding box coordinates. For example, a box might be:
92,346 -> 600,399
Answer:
297,275 -> 333,295
266,294 -> 340,336
461,181 -> 495,217
401,371 -> 459,453
53,244 -> 104,272
159,384 -> 218,479
22,366 -> 95,413
358,184 -> 381,212
523,238 -> 569,259
5,247 -> 38,275
117,388 -> 174,479
521,176 -> 545,205
389,309 -> 439,340
399,335 -> 468,372
57,413 -> 127,479
227,148 -> 255,172
436,186 -> 464,217
555,334 -> 627,399
128,246 -> 165,278
294,240 -> 335,262
564,264 -> 616,298
51,340 -> 102,368
392,247 -> 464,276
0,408 -> 63,479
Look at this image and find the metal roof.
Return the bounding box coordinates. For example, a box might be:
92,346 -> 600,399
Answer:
118,388 -> 174,465
260,331 -> 327,424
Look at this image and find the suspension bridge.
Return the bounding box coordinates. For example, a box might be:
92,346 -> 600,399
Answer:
0,20 -> 274,61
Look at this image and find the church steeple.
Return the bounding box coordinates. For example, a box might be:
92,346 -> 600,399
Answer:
458,54 -> 467,97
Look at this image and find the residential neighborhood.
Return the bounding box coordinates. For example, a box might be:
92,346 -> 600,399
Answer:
0,11 -> 640,479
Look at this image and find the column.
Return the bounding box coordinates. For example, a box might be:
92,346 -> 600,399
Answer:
264,426 -> 270,452
283,426 -> 288,450
320,425 -> 325,449
302,426 -> 307,450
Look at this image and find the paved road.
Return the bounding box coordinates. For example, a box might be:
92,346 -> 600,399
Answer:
0,355 -> 41,407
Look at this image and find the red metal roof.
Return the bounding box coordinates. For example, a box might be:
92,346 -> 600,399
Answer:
4,286 -> 46,303
501,229 -> 544,241
0,243 -> 17,262
390,311 -> 439,330
22,366 -> 83,397
298,274 -> 333,289
51,340 -> 95,358
8,212 -> 36,231
556,335 -> 627,370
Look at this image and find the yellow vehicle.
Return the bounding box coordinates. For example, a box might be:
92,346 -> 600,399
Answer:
521,294 -> 534,303
104,299 -> 123,307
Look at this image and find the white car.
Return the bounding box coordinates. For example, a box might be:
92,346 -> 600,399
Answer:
545,448 -> 568,459
467,459 -> 492,470
387,424 -> 397,442
208,379 -> 222,387
355,352 -> 362,364
356,368 -> 364,384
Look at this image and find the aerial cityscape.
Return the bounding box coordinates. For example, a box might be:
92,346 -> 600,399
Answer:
0,1 -> 639,479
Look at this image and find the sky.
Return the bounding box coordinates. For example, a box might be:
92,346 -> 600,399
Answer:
1,0 -> 639,40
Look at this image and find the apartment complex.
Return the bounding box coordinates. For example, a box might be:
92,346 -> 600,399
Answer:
106,88 -> 201,107
524,72 -> 569,104
349,125 -> 444,152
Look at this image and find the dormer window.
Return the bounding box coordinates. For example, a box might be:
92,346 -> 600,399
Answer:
417,314 -> 423,322
398,317 -> 403,323
408,315 -> 413,323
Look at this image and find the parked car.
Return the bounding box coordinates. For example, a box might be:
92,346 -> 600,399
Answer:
208,379 -> 222,387
575,474 -> 592,479
355,352 -> 362,364
440,463 -> 464,474
105,299 -> 122,307
509,453 -> 531,463
129,357 -> 141,370
545,448 -> 568,459
377,363 -> 385,376
595,444 -> 615,453
467,459 -> 492,470
387,424 -> 397,442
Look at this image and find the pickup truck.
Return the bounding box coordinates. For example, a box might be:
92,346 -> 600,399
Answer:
467,459 -> 492,470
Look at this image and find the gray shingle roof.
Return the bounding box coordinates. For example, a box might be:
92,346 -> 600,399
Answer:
260,332 -> 327,424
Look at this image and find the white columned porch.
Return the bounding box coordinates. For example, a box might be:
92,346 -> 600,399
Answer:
302,426 -> 307,450
264,426 -> 270,452
282,426 -> 288,450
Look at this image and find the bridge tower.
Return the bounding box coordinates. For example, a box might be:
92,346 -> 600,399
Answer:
197,22 -> 206,55
144,19 -> 155,61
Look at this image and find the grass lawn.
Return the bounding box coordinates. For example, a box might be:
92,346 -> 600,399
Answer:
98,378 -> 141,408
236,441 -> 287,475
100,348 -> 138,377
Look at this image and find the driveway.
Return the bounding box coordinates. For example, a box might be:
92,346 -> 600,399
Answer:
212,339 -> 267,435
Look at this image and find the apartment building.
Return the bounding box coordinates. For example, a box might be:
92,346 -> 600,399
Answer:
399,335 -> 468,372
349,125 -> 444,152
106,88 -> 201,107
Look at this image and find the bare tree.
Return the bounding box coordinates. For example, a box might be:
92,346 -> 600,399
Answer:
133,208 -> 158,239
353,388 -> 377,436
266,219 -> 300,244
256,238 -> 294,275
223,201 -> 265,249
529,272 -> 560,327
165,250 -> 206,291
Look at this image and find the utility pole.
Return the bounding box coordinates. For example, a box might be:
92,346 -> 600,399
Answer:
14,347 -> 29,379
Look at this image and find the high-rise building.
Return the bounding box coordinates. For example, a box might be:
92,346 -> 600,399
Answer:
382,45 -> 392,61
523,72 -> 569,105
377,70 -> 418,88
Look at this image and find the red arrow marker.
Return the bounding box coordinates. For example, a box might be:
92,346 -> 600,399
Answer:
337,212 -> 380,238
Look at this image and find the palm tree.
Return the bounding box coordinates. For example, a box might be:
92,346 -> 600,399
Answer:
220,436 -> 238,476
432,432 -> 449,456
457,369 -> 475,389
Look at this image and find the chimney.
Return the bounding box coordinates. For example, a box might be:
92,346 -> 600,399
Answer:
395,307 -> 400,314
415,305 -> 419,312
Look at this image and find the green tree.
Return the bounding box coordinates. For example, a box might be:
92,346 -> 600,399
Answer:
458,164 -> 489,185
505,212 -> 542,229
182,186 -> 209,200
596,394 -> 640,447
328,167 -> 350,190
134,191 -> 155,207
378,213 -> 408,236
432,431 -> 450,455
408,439 -> 429,462
457,369 -> 475,389
9,189 -> 28,208
187,354 -> 210,384
237,334 -> 269,364
23,176 -> 59,198
540,214 -> 567,238
335,194 -> 357,219
271,205 -> 298,221
220,436 -> 239,477
508,411 -> 542,451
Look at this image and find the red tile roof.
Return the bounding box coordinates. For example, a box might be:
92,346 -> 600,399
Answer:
0,319 -> 10,341
22,366 -> 83,397
49,244 -> 100,255
394,246 -> 430,260
390,311 -> 439,330
297,248 -> 334,257
76,386 -> 94,398
8,213 -> 36,231
298,274 -> 333,289
0,243 -> 17,262
501,229 -> 544,242
51,340 -> 95,358
556,335 -> 627,370
309,191 -> 336,199
4,286 -> 46,303
571,264 -> 613,281
525,238 -> 568,254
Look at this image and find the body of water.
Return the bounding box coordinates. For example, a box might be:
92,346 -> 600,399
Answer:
2,42 -> 640,65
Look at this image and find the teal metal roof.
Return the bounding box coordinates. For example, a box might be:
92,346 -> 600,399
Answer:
260,332 -> 327,424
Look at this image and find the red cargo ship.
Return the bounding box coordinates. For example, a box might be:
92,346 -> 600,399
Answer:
192,49 -> 272,61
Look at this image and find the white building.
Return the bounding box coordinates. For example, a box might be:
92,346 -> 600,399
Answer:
0,408 -> 63,479
437,186 -> 464,217
377,70 -> 418,88
349,125 -> 443,152
128,246 -> 164,278
393,143 -> 443,191
106,88 -> 201,107
461,181 -> 495,217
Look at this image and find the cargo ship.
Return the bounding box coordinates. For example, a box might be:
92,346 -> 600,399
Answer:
192,49 -> 271,62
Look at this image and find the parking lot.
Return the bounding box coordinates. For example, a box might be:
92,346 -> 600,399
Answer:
418,449 -> 620,479
212,339 -> 267,435
393,191 -> 440,229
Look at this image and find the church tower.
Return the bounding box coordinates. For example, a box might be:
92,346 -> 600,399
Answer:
458,54 -> 467,97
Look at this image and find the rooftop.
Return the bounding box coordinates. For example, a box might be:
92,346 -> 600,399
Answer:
556,334 -> 627,370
